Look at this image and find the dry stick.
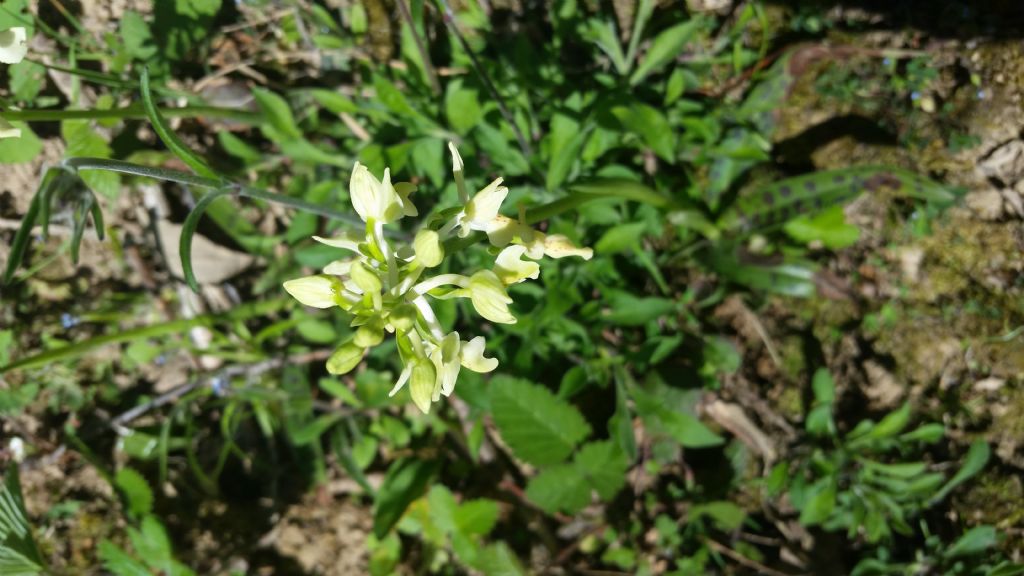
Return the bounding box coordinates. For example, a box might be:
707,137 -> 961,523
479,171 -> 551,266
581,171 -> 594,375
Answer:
396,0 -> 442,96
705,538 -> 801,576
109,349 -> 332,429
434,0 -> 532,159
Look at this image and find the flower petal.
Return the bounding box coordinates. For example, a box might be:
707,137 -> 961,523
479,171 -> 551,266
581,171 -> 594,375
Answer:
543,234 -> 594,260
283,275 -> 341,308
468,270 -> 517,324
0,27 -> 28,65
0,116 -> 21,139
464,178 -> 507,232
460,336 -> 498,373
494,245 -> 540,284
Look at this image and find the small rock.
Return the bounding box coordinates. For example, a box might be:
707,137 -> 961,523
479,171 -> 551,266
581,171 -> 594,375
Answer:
978,140 -> 1024,184
898,247 -> 926,284
966,189 -> 1006,220
973,377 -> 1006,393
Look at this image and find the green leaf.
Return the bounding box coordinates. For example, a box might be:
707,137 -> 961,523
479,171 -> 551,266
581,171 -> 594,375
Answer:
475,123 -> 529,176
631,386 -> 723,448
218,132 -> 261,163
581,19 -> 627,74
0,121 -> 42,165
475,542 -> 527,576
410,138 -> 444,187
99,540 -> 151,576
62,120 -> 121,198
373,457 -> 439,537
290,413 -> 344,445
445,79 -> 483,135
595,221 -> 647,254
140,68 -> 217,180
848,403 -> 911,447
931,441 -> 990,504
630,18 -> 702,86
490,376 -> 591,466
604,291 -> 675,326
612,103 -> 675,160
798,478 -> 836,525
0,464 -> 46,575
121,11 -> 157,60
178,188 -> 233,292
373,74 -> 422,122
944,526 -> 998,559
724,166 -> 955,234
574,441 -> 629,500
454,500 -> 499,537
610,379 -> 637,460
253,88 -> 302,141
114,468 -> 154,517
689,501 -> 746,531
525,465 -> 590,514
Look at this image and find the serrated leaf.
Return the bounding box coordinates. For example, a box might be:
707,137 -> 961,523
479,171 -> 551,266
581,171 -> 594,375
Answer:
631,386 -> 723,448
491,376 -> 591,466
630,18 -> 701,86
574,441 -> 629,500
525,465 -> 589,514
114,468 -> 154,517
475,542 -> 527,576
0,121 -> 42,165
455,500 -> 499,537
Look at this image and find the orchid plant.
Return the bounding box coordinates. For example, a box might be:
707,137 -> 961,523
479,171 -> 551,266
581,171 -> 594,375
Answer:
283,143 -> 592,413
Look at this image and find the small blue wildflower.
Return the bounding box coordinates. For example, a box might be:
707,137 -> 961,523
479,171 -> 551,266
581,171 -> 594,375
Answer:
60,313 -> 80,329
210,376 -> 228,397
977,90 -> 986,100
883,58 -> 892,66
154,354 -> 167,366
910,91 -> 921,101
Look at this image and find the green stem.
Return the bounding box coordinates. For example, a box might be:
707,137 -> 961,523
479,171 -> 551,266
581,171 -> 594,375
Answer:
0,299 -> 287,374
62,157 -> 401,236
3,105 -> 261,123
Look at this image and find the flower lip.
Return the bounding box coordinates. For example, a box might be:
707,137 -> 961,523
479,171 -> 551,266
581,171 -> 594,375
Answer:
0,27 -> 28,65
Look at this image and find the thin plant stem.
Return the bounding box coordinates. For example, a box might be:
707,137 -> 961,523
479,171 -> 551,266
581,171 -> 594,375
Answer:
60,157 -> 404,237
396,0 -> 442,95
434,0 -> 532,159
4,104 -> 261,123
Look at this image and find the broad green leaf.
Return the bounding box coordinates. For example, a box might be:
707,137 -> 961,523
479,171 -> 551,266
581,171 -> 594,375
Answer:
490,376 -> 591,466
114,468 -> 154,517
218,132 -> 261,163
475,123 -> 529,176
0,122 -> 41,165
574,441 -> 629,500
455,500 -> 499,537
445,80 -> 483,135
290,413 -> 344,445
411,137 -> 444,187
612,103 -> 675,160
121,11 -> 157,60
603,291 -> 675,326
689,501 -> 746,531
610,379 -> 637,460
798,478 -> 836,525
631,386 -> 723,448
848,403 -> 911,447
899,423 -> 944,444
595,221 -> 647,254
373,457 -> 439,537
630,18 -> 701,86
62,120 -> 121,198
524,465 -> 590,514
475,542 -> 527,576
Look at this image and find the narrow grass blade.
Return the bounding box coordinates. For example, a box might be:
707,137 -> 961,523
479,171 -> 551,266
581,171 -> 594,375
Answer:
3,184 -> 43,285
179,188 -> 234,292
140,67 -> 219,180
